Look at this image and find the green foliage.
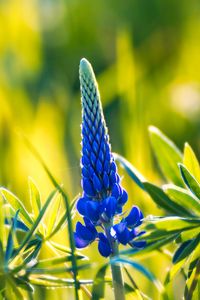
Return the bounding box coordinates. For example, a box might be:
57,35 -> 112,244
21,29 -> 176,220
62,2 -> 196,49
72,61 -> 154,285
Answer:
116,126 -> 200,299
0,179 -> 90,299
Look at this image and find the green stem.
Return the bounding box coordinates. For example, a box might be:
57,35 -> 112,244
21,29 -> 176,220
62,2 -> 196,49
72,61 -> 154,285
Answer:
105,226 -> 125,300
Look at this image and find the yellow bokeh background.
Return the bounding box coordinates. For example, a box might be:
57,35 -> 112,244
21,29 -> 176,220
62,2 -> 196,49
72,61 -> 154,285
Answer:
0,1 -> 200,299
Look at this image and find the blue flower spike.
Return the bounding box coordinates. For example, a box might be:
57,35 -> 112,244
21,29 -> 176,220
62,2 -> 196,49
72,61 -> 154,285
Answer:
74,58 -> 145,257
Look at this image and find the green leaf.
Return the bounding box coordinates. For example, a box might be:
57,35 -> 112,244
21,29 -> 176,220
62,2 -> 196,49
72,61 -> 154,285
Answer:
29,264 -> 90,275
1,188 -> 33,226
173,234 -> 200,264
164,259 -> 186,286
179,163 -> 200,199
36,254 -> 84,268
145,216 -> 200,231
28,177 -> 41,217
183,143 -> 200,183
120,234 -> 179,258
91,264 -> 108,300
187,243 -> 200,279
24,137 -> 80,298
179,227 -> 200,243
13,189 -> 57,258
149,126 -> 183,186
5,210 -> 19,264
113,153 -> 146,190
0,195 -> 4,266
7,276 -> 24,300
46,193 -> 62,237
23,239 -> 42,265
143,182 -> 192,216
163,184 -> 200,215
184,257 -> 200,299
29,276 -> 93,288
14,277 -> 34,292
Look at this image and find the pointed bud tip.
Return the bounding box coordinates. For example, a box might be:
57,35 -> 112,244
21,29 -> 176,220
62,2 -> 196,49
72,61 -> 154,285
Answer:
79,58 -> 94,78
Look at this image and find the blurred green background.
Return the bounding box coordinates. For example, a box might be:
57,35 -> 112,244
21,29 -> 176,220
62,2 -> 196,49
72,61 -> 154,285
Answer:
0,0 -> 200,299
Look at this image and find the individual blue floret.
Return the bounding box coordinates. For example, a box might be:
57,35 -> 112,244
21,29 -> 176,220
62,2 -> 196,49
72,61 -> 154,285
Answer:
74,217 -> 97,248
98,233 -> 112,257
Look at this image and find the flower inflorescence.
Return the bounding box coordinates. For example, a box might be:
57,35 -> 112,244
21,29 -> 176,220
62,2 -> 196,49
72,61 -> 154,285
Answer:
74,58 -> 145,257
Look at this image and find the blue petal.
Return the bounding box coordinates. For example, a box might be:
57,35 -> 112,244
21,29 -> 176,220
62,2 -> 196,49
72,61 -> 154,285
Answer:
76,222 -> 96,242
116,206 -> 123,214
99,150 -> 104,162
129,229 -> 137,240
90,152 -> 96,166
83,217 -> 97,234
88,166 -> 95,177
96,159 -> 103,174
103,196 -> 117,219
98,233 -> 111,257
89,133 -> 94,143
82,178 -> 96,197
104,160 -> 110,172
103,172 -> 110,189
110,161 -> 117,172
92,173 -> 103,192
109,170 -> 117,185
92,140 -> 99,154
86,201 -> 101,222
74,233 -> 90,248
76,197 -> 87,215
124,206 -> 141,228
82,167 -> 90,178
82,155 -> 90,166
113,223 -> 130,245
85,141 -> 92,152
131,240 -> 146,248
111,184 -> 121,199
118,189 -> 128,206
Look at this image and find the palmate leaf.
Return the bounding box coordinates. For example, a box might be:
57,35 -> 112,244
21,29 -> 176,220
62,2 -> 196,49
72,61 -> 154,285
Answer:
143,182 -> 192,216
179,163 -> 200,199
24,137 -> 80,299
0,188 -> 33,226
115,154 -> 192,216
163,184 -> 200,215
183,143 -> 200,183
149,126 -> 183,186
12,189 -> 57,259
144,216 -> 200,231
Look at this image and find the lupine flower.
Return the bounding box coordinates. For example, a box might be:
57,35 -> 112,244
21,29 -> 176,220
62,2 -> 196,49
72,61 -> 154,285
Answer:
74,58 -> 145,257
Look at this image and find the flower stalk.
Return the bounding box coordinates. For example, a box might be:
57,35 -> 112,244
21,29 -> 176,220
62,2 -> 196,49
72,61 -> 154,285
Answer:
104,224 -> 125,300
